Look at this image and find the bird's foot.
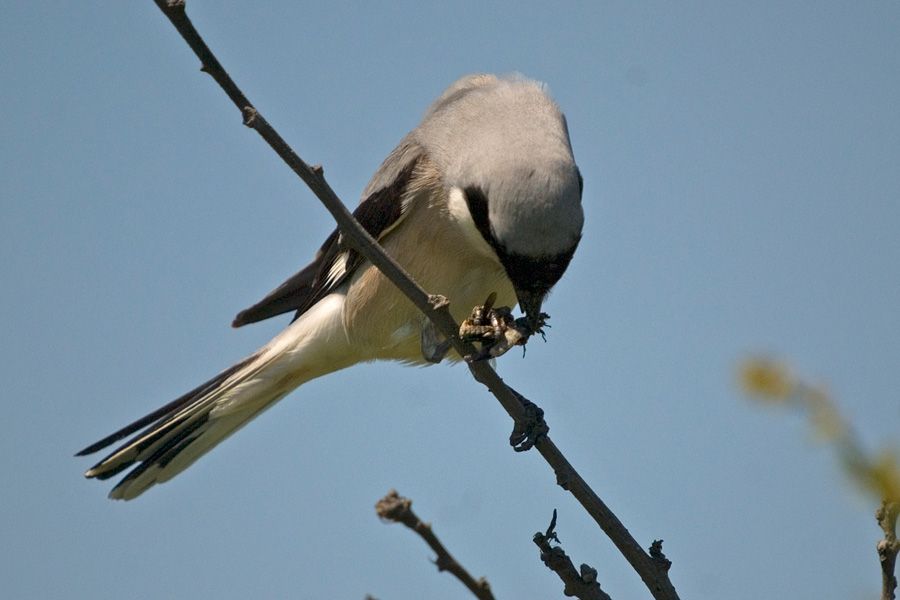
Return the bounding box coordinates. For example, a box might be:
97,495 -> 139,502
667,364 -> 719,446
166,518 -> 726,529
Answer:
460,293 -> 547,360
509,392 -> 548,452
420,319 -> 452,363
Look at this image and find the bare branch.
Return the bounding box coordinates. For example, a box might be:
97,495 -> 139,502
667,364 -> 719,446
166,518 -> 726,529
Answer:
151,3 -> 681,599
376,490 -> 494,600
877,500 -> 900,600
533,510 -> 612,600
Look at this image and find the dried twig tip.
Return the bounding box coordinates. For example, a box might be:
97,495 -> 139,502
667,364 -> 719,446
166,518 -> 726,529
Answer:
375,489 -> 413,523
374,490 -> 495,599
546,508 -> 560,541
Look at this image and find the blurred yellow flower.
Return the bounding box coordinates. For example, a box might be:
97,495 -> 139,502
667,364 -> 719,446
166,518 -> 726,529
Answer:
805,387 -> 846,442
739,357 -> 794,402
867,449 -> 900,503
739,356 -> 900,506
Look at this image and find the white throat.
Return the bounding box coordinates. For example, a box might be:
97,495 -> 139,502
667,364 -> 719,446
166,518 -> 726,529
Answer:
446,186 -> 498,260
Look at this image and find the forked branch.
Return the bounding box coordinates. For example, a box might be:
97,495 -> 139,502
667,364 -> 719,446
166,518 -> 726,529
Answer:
533,510 -> 612,600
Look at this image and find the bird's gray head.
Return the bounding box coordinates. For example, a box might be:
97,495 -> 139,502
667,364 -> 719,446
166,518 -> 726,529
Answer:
416,74 -> 584,329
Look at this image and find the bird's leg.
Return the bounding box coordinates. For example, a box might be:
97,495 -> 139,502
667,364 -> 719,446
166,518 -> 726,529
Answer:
458,296 -> 549,449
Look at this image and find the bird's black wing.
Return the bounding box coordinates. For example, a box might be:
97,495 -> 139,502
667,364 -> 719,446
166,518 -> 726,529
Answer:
232,149 -> 422,328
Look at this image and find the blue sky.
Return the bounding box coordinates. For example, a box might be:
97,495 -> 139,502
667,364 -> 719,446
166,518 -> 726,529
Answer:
2,2 -> 899,598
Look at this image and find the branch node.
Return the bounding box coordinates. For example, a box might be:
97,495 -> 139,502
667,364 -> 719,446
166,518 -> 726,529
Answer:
555,466 -> 573,490
428,294 -> 450,311
310,163 -> 324,177
241,106 -> 258,127
877,500 -> 900,600
649,539 -> 673,573
433,553 -> 452,573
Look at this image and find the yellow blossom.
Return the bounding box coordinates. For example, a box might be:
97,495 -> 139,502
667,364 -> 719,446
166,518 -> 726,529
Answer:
866,449 -> 900,503
739,357 -> 794,402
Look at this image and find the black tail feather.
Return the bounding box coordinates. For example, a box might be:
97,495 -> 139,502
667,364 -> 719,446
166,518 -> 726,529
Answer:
76,356 -> 254,458
107,414 -> 210,496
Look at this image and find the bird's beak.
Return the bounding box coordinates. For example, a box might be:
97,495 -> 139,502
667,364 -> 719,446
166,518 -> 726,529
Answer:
515,288 -> 546,334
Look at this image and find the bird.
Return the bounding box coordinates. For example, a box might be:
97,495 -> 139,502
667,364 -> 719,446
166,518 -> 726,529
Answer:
77,73 -> 584,500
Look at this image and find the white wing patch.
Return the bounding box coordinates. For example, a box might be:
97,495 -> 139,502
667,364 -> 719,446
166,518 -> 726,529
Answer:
324,252 -> 350,288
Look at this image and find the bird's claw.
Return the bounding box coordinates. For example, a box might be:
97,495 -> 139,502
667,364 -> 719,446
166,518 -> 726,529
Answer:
516,312 -> 550,341
509,395 -> 548,451
420,319 -> 451,363
459,293 -> 548,360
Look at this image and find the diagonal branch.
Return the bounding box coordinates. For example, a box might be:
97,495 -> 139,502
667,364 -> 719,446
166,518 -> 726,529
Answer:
376,490 -> 495,600
151,3 -> 681,599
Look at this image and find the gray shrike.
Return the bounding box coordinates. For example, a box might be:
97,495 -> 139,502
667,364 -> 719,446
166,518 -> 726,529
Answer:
78,74 -> 584,500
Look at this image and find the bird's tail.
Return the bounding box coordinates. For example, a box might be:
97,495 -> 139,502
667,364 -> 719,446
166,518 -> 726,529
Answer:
77,294 -> 355,500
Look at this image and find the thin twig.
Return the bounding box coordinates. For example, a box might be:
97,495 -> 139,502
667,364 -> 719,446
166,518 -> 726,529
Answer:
376,490 -> 494,600
151,3 -> 681,599
877,500 -> 900,600
533,509 -> 612,600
